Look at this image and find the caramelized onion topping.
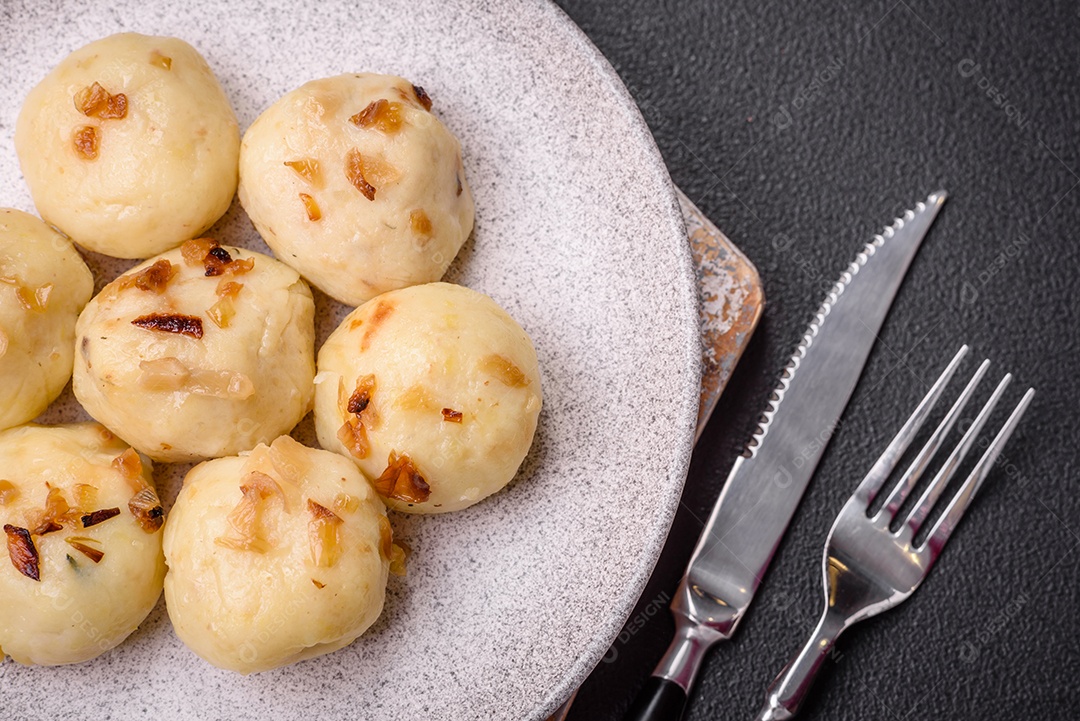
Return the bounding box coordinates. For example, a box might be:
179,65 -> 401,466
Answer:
180,238 -> 254,277
14,286 -> 34,311
389,540 -> 409,577
307,499 -> 344,568
126,259 -> 177,294
74,82 -> 128,119
224,257 -> 255,276
149,50 -> 172,69
378,514 -> 393,560
337,419 -> 370,460
0,480 -> 17,506
409,209 -> 432,236
44,484 -> 69,518
216,474 -> 283,552
284,158 -> 321,185
73,126 -> 99,159
128,487 -> 164,533
299,192 -> 321,221
131,313 -> 204,339
217,280 -> 244,299
66,537 -> 104,563
308,500 -> 340,522
351,99 -> 382,126
32,520 -> 63,536
137,358 -> 253,399
376,516 -> 408,575
481,354 -> 530,387
332,492 -> 360,515
202,245 -> 255,277
411,84 -> 433,111
4,525 -> 39,581
15,283 -> 53,312
346,375 -> 376,416
74,82 -> 107,114
31,484 -> 73,534
72,483 -> 99,510
82,507 -> 121,528
137,357 -> 189,391
203,245 -> 233,276
24,484 -> 82,535
206,299 -> 234,329
338,375 -> 377,460
242,472 -> 287,510
208,280 -> 244,329
7,277 -> 54,312
344,148 -> 377,200
350,99 -> 404,133
208,298 -> 234,329
181,238 -> 217,266
357,153 -> 400,187
372,452 -> 431,504
112,448 -> 147,493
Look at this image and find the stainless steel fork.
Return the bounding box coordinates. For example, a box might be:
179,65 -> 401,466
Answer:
754,345 -> 1035,721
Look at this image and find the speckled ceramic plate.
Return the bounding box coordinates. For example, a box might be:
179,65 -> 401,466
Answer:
0,1 -> 700,718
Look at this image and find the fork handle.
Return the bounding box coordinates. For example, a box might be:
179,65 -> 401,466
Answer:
753,609 -> 846,721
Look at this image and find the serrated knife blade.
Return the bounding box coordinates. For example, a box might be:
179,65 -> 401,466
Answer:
623,191 -> 948,721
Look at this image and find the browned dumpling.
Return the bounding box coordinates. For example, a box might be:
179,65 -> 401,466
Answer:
239,73 -> 474,305
0,422 -> 165,665
73,240 -> 315,462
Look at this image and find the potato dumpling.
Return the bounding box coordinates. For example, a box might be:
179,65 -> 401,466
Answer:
315,283 -> 541,514
15,33 -> 240,258
0,422 -> 165,665
73,239 -> 315,462
0,210 -> 94,430
163,436 -> 394,673
239,73 -> 474,306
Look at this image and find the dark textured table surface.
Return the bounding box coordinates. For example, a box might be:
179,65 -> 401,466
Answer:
555,1 -> 1080,719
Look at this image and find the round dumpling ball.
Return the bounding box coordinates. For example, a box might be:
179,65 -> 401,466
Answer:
238,73 -> 474,306
73,239 -> 315,462
14,33 -> 240,258
314,282 -> 542,514
163,435 -> 393,673
0,422 -> 165,665
0,209 -> 94,430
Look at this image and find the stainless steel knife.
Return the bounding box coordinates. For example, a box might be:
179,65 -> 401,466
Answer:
623,191 -> 949,721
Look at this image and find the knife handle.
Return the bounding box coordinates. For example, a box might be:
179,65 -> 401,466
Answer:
621,613 -> 725,721
623,677 -> 687,721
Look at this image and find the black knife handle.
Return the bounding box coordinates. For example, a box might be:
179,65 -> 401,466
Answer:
623,676 -> 688,721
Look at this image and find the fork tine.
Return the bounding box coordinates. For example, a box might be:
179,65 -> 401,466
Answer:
855,345 -> 969,506
879,358 -> 991,520
923,387 -> 1035,552
904,373 -> 1012,535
